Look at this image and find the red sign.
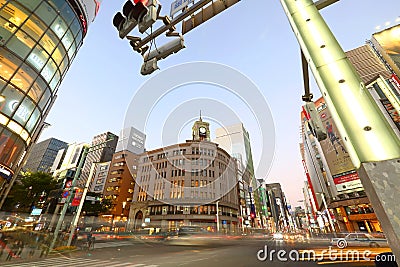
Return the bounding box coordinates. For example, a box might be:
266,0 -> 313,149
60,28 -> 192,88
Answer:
302,106 -> 310,120
302,160 -> 319,211
333,172 -> 359,185
71,189 -> 83,206
391,74 -> 400,91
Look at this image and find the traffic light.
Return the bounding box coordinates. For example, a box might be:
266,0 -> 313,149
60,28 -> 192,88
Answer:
303,102 -> 327,141
113,0 -> 148,39
138,0 -> 158,34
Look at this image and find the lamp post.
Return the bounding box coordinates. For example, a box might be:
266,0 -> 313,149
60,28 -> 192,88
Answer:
49,145 -> 89,251
216,200 -> 220,233
316,192 -> 335,233
67,163 -> 97,246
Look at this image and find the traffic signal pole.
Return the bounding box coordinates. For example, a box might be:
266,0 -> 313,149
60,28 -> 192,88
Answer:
49,146 -> 89,251
280,0 -> 400,263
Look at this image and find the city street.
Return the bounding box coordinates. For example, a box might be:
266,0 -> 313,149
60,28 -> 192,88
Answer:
1,238 -> 392,267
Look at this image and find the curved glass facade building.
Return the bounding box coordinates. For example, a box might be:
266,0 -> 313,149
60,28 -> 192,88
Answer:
0,0 -> 101,180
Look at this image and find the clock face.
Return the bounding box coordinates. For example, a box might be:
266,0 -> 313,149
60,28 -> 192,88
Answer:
199,127 -> 207,134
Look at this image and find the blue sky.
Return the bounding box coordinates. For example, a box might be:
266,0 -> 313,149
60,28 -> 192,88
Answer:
39,0 -> 400,206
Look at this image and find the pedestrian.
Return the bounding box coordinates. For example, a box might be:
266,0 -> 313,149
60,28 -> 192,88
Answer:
6,240 -> 18,261
72,230 -> 78,246
86,231 -> 94,250
16,240 -> 23,257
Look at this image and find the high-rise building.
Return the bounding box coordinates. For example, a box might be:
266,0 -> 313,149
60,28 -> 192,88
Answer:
51,142 -> 89,183
214,123 -> 259,228
128,118 -> 239,232
101,127 -> 145,230
0,0 -> 102,196
78,132 -> 118,188
22,137 -> 67,172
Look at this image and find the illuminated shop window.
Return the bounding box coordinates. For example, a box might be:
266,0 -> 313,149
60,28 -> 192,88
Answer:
0,84 -> 25,118
13,96 -> 35,126
0,17 -> 14,45
1,1 -> 29,27
25,107 -> 40,133
8,29 -> 36,59
21,15 -> 47,44
0,53 -> 18,81
35,77 -> 51,110
42,57 -> 57,85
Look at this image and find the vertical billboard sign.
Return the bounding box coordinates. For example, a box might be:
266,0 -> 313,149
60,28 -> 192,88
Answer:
317,102 -> 363,192
372,24 -> 400,78
71,188 -> 83,206
380,99 -> 400,131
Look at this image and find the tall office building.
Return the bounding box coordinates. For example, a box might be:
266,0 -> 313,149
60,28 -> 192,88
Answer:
22,137 -> 67,172
51,142 -> 89,183
214,123 -> 259,228
101,127 -> 145,230
78,132 -> 118,188
0,0 -> 102,195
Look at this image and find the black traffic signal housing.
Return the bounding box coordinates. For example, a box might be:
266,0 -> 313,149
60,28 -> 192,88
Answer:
113,0 -> 148,39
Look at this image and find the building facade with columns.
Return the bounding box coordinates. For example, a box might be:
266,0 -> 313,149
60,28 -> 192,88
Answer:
128,117 -> 240,232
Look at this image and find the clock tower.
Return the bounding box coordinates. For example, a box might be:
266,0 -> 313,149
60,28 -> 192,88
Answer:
192,112 -> 210,141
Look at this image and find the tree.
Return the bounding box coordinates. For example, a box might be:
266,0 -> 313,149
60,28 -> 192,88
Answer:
4,171 -> 59,212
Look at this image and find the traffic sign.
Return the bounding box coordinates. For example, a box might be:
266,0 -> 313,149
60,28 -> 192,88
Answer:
62,190 -> 69,198
170,0 -> 194,17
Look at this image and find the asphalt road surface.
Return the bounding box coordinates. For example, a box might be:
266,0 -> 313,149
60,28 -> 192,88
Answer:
1,238 -> 394,267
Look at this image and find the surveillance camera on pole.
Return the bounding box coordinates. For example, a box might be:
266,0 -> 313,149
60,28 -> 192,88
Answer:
141,58 -> 159,75
113,0 -> 148,39
140,36 -> 185,75
144,36 -> 185,61
303,102 -> 327,141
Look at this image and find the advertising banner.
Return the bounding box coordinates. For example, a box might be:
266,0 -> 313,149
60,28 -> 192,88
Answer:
318,104 -> 363,192
71,188 -> 83,206
380,99 -> 400,131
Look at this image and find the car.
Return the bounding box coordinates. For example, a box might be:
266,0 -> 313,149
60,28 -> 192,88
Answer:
273,232 -> 284,241
165,226 -> 215,246
330,233 -> 388,248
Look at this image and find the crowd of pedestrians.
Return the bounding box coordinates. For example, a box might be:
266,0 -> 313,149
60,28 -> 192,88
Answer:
0,229 -> 86,262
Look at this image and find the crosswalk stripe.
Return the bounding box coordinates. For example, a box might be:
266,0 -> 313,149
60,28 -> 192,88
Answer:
1,257 -> 116,267
95,241 -> 133,249
0,257 -> 160,267
110,262 -> 142,267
